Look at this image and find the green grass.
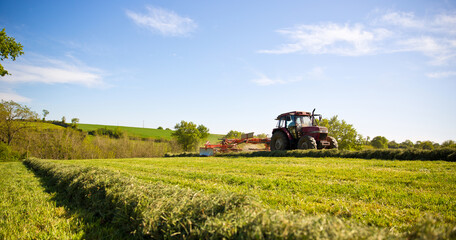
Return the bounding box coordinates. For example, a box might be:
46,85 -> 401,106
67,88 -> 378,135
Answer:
56,157 -> 456,233
0,162 -> 82,239
78,123 -> 224,143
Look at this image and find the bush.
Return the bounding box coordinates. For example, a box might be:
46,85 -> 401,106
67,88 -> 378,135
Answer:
0,142 -> 23,162
169,148 -> 456,161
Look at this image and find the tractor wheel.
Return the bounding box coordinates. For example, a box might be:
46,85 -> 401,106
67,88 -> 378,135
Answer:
271,131 -> 289,151
328,136 -> 338,149
297,136 -> 317,150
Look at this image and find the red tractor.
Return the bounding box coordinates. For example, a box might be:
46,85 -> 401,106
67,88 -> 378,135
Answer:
270,109 -> 338,151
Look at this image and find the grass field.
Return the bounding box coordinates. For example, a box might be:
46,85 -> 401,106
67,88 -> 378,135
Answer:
53,156 -> 456,233
0,162 -> 82,239
78,123 -> 224,143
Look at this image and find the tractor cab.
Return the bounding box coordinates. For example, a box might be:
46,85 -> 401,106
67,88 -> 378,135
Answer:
271,109 -> 338,151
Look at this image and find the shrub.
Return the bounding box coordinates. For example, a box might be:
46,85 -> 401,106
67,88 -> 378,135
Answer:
0,142 -> 23,162
170,148 -> 456,161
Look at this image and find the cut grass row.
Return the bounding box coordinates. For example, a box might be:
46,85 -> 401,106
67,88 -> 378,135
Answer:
23,158 -> 406,239
0,162 -> 82,239
56,156 -> 456,233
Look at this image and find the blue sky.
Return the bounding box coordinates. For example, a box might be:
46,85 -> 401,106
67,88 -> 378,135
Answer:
1,0 -> 455,143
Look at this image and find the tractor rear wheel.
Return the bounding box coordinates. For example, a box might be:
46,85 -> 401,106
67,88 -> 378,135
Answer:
328,136 -> 338,149
297,136 -> 317,149
271,131 -> 289,151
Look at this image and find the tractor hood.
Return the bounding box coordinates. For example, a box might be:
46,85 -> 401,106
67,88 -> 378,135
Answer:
301,126 -> 328,134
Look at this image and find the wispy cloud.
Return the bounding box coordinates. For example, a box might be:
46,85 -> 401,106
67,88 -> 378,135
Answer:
426,71 -> 456,79
126,6 -> 197,37
1,55 -> 105,87
0,91 -> 31,103
251,67 -> 326,86
260,11 -> 456,65
251,73 -> 286,86
259,23 -> 390,56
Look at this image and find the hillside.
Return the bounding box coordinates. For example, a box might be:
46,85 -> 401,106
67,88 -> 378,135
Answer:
78,123 -> 224,143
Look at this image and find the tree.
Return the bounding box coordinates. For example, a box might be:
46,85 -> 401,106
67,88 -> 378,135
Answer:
415,140 -> 434,150
61,116 -> 66,124
319,115 -> 363,150
442,140 -> 456,148
399,140 -> 414,149
0,100 -> 38,145
0,28 -> 24,76
256,133 -> 268,139
42,109 -> 49,121
171,120 -> 209,151
71,118 -> 79,128
225,130 -> 243,139
388,140 -> 399,149
371,136 -> 388,149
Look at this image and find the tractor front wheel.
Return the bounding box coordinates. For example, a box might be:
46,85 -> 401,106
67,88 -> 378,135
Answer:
271,131 -> 289,151
297,136 -> 317,150
328,136 -> 338,149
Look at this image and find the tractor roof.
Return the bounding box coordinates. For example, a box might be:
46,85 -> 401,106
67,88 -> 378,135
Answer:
276,111 -> 311,120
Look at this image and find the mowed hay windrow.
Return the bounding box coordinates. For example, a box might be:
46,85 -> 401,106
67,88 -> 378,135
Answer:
22,158 -> 416,239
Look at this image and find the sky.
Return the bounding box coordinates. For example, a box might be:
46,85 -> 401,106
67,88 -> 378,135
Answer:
1,0 -> 455,144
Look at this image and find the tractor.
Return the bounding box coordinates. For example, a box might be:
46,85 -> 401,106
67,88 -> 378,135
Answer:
270,109 -> 338,151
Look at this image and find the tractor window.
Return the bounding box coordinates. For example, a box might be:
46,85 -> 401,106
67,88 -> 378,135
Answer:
277,117 -> 287,128
296,116 -> 312,126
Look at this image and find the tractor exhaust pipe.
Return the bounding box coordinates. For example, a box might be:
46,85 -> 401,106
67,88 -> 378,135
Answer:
312,108 -> 316,126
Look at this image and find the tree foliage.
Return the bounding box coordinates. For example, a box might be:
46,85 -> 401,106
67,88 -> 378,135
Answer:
0,28 -> 24,76
171,120 -> 209,151
371,136 -> 388,149
319,115 -> 362,150
42,109 -> 49,121
0,100 -> 38,145
225,130 -> 243,139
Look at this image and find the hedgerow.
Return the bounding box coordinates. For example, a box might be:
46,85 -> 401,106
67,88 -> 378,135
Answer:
166,148 -> 456,161
22,158 -> 418,239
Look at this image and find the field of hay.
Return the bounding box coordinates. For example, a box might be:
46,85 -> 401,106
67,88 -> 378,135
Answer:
4,156 -> 454,239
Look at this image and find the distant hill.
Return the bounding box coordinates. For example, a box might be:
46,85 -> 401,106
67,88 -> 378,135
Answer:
78,123 -> 224,143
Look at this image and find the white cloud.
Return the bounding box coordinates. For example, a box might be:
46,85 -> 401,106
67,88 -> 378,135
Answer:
307,67 -> 325,79
0,92 -> 31,102
259,23 -> 390,56
426,71 -> 456,79
260,11 -> 456,65
380,11 -> 423,29
1,56 -> 105,87
251,74 -> 286,86
251,67 -> 325,86
126,6 -> 197,36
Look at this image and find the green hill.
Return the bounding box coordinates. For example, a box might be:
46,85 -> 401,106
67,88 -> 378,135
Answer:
78,123 -> 224,143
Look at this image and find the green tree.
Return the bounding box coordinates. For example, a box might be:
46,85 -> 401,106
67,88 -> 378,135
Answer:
0,28 -> 24,76
388,140 -> 399,149
399,140 -> 414,149
371,136 -> 388,149
319,115 -> 363,150
415,140 -> 434,150
42,109 -> 49,121
172,120 -> 209,151
256,133 -> 268,139
0,100 -> 38,145
442,140 -> 456,148
225,130 -> 243,139
71,118 -> 79,128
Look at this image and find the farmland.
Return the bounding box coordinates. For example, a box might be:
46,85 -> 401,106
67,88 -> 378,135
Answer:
0,162 -> 82,239
78,123 -> 224,143
19,156 -> 454,238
